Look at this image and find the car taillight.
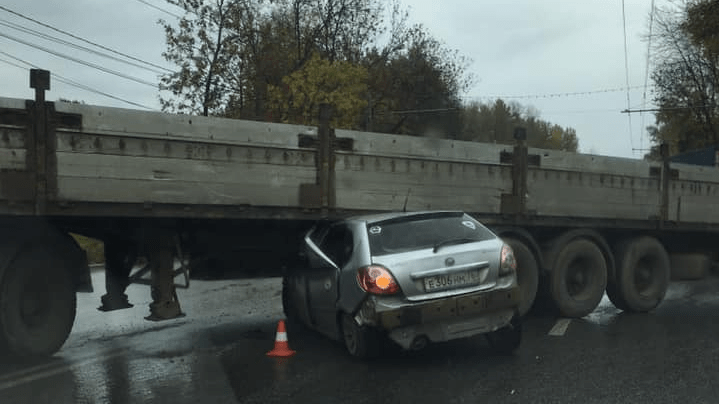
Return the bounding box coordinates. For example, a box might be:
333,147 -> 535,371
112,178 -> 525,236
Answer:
357,265 -> 400,295
499,244 -> 517,276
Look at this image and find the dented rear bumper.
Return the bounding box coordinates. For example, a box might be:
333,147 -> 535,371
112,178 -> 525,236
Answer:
355,286 -> 521,349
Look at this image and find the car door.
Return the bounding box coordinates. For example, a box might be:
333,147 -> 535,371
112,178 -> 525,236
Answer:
291,222 -> 329,327
304,223 -> 353,337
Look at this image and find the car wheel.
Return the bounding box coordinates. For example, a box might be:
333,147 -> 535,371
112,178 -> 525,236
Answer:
341,313 -> 380,359
504,238 -> 538,317
549,239 -> 607,318
485,316 -> 522,355
281,277 -> 302,326
612,237 -> 670,312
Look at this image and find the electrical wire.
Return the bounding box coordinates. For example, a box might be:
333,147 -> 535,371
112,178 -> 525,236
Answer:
0,18 -> 169,74
0,51 -> 156,110
0,32 -> 158,87
0,55 -> 26,70
464,85 -> 650,101
132,0 -> 183,19
623,105 -> 714,113
622,0 -> 635,152
390,107 -> 458,115
641,0 -> 656,153
0,5 -> 170,72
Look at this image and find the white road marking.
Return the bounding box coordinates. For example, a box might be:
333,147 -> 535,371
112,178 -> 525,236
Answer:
0,349 -> 126,391
548,318 -> 572,336
0,347 -> 107,383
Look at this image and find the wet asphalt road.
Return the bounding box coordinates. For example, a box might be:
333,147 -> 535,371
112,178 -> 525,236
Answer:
2,271 -> 719,404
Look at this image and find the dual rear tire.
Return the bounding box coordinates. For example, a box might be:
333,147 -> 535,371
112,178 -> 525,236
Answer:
608,237 -> 670,313
548,238 -> 608,318
546,235 -> 669,317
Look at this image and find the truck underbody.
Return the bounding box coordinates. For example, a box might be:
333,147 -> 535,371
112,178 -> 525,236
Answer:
1,69 -> 719,358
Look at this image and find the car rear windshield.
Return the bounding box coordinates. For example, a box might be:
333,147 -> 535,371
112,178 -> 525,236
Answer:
366,212 -> 496,256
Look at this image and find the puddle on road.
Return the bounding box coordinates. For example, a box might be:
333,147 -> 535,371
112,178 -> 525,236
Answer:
664,283 -> 693,300
240,328 -> 274,340
583,295 -> 621,326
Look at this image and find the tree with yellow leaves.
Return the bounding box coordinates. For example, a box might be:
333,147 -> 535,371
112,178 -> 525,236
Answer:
268,53 -> 368,129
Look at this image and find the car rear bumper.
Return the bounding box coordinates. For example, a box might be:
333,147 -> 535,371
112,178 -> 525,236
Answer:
355,286 -> 521,349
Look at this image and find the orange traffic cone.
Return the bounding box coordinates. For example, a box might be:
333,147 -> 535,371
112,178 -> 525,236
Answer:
266,320 -> 296,357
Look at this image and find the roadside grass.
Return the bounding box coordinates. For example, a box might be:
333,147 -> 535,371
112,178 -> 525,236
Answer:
71,233 -> 105,265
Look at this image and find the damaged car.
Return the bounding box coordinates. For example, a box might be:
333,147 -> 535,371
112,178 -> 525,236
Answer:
282,211 -> 522,358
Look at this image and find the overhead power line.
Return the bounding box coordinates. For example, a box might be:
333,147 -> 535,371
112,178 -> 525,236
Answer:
622,105 -> 717,113
0,51 -> 156,110
0,5 -> 171,72
132,0 -> 183,19
390,107 -> 458,115
0,55 -> 26,70
465,85 -> 651,101
0,31 -> 158,87
622,0 -> 635,152
641,0 -> 657,153
0,18 -> 168,74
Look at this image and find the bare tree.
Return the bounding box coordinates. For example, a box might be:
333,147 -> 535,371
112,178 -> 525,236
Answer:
647,0 -> 719,157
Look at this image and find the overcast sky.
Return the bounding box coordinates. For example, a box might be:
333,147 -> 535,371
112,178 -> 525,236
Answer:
0,0 -> 659,158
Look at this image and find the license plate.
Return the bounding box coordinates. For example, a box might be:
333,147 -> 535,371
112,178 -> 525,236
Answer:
423,270 -> 481,292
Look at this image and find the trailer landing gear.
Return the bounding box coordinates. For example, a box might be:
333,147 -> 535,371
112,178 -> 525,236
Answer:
146,246 -> 184,321
98,234 -> 189,320
98,241 -> 136,312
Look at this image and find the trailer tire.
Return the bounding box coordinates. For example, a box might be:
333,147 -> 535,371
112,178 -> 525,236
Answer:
549,239 -> 607,318
504,238 -> 538,317
613,237 -> 670,312
605,280 -> 629,312
0,247 -> 76,359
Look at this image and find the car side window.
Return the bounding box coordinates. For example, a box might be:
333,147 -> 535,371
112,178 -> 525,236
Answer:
308,221 -> 331,246
320,224 -> 353,268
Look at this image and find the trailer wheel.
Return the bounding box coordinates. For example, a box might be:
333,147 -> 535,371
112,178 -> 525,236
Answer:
504,238 -> 538,317
549,239 -> 607,318
605,280 -> 629,312
613,237 -> 670,312
0,248 -> 76,358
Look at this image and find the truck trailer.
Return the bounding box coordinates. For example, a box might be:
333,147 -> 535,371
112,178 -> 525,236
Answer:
1,69 -> 719,358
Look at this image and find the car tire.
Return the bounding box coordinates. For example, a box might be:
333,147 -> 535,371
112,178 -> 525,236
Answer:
504,238 -> 538,317
0,248 -> 76,359
612,237 -> 670,312
485,316 -> 522,355
281,277 -> 302,326
549,239 -> 607,318
341,312 -> 380,359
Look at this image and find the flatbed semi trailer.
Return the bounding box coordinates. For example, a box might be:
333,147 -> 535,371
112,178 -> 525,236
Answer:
1,69 -> 719,358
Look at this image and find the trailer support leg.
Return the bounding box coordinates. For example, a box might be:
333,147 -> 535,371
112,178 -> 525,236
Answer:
145,246 -> 184,321
99,241 -> 136,311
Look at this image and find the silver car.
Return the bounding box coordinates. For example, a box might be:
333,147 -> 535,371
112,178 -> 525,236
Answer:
282,211 -> 521,358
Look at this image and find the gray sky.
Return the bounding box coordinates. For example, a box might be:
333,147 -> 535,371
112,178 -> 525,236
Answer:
0,0 -> 658,158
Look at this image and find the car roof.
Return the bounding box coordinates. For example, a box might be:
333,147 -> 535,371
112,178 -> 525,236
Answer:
343,210 -> 465,225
